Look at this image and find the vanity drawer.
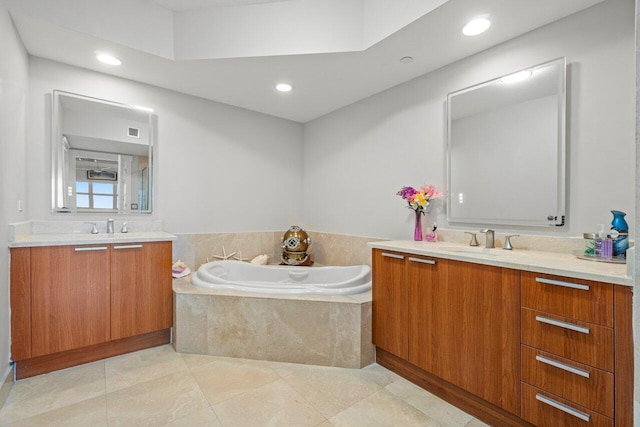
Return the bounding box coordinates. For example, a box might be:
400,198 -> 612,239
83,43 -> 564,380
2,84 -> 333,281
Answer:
522,383 -> 613,427
521,309 -> 613,372
521,272 -> 613,327
521,346 -> 613,417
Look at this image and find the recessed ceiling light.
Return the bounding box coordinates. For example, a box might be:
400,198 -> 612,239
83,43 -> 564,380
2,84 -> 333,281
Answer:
501,70 -> 532,84
462,17 -> 491,36
400,56 -> 414,64
275,83 -> 293,92
96,53 -> 122,66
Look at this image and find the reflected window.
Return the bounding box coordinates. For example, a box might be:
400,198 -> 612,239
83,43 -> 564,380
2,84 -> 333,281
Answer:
76,181 -> 117,210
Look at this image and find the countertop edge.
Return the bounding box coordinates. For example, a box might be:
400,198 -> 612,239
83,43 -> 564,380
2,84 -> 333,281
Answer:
368,241 -> 633,287
8,232 -> 178,248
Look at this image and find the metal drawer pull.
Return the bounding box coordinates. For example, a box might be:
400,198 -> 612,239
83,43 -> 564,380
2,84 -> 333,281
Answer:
536,277 -> 589,291
74,246 -> 107,252
113,244 -> 143,250
536,393 -> 590,422
381,252 -> 404,260
536,354 -> 590,378
408,257 -> 436,265
535,315 -> 590,334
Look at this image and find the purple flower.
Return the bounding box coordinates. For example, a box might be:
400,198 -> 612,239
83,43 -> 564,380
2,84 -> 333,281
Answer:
396,186 -> 417,200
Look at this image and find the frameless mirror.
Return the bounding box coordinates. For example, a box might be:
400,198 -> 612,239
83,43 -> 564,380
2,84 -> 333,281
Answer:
446,57 -> 566,227
52,91 -> 155,214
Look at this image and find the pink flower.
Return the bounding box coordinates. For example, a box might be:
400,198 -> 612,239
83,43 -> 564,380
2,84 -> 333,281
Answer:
420,184 -> 443,200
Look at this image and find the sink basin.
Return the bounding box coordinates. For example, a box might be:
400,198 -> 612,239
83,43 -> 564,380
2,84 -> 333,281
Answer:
438,247 -> 506,256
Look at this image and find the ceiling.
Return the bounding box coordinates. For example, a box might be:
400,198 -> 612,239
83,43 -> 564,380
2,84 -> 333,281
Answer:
147,0 -> 296,11
7,0 -> 604,123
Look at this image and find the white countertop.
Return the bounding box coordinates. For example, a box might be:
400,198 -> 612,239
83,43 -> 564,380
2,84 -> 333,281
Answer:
368,240 -> 633,286
9,231 -> 177,248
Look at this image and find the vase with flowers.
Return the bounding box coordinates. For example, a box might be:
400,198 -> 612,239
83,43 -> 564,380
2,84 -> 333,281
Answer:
397,184 -> 443,241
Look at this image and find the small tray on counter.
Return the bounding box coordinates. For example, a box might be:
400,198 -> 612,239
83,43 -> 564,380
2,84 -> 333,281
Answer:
574,251 -> 626,264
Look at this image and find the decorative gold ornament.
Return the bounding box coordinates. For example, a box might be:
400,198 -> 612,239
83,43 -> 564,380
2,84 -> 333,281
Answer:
280,226 -> 312,266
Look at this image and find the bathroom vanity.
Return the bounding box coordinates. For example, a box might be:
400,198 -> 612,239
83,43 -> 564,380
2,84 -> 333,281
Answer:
369,241 -> 633,427
9,228 -> 175,379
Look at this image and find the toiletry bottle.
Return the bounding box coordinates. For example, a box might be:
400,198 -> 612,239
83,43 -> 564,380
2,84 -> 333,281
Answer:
594,224 -> 605,258
601,236 -> 613,259
426,222 -> 438,242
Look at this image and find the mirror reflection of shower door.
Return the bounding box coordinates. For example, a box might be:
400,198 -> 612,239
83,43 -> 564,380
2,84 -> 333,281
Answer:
140,166 -> 149,211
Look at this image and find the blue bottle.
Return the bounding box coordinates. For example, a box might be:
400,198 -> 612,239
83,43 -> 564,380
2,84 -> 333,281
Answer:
610,210 -> 629,257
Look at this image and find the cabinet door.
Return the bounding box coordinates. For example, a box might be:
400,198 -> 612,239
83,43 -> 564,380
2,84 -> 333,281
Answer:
372,249 -> 408,359
110,241 -> 172,340
31,245 -> 111,357
409,258 -> 520,415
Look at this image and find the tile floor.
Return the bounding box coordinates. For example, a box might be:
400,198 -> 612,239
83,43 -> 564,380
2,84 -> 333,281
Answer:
0,345 -> 489,426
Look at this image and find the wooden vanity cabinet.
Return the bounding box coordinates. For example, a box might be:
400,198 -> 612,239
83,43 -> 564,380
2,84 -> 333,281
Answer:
372,250 -> 409,358
372,249 -> 521,417
372,248 -> 633,427
520,272 -> 633,427
10,241 -> 172,379
31,245 -> 111,357
111,241 -> 173,339
409,257 -> 520,414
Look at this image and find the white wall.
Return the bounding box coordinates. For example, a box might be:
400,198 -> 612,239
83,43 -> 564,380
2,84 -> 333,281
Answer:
303,0 -> 635,239
0,0 -> 29,380
27,58 -> 304,233
449,96 -> 558,223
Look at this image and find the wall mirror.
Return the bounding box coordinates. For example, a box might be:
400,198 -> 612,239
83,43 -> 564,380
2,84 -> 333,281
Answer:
52,91 -> 155,214
446,57 -> 566,228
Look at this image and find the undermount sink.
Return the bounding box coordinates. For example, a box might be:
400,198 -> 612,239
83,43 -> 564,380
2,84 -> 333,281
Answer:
439,247 -> 507,256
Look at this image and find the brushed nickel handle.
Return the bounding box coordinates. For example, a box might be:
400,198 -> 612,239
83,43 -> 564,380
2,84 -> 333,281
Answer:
74,246 -> 108,252
536,393 -> 590,422
536,277 -> 589,291
113,244 -> 143,250
408,257 -> 436,265
381,252 -> 404,260
535,315 -> 590,334
535,354 -> 590,378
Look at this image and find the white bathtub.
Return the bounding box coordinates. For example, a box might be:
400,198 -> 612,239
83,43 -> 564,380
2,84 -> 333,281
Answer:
191,260 -> 371,296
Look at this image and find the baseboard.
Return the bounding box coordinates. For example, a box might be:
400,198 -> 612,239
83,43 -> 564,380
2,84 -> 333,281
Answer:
14,329 -> 170,380
376,348 -> 532,427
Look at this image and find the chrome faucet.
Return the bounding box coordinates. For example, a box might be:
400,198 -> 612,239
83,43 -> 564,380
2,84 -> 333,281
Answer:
503,234 -> 519,250
464,232 -> 479,246
107,218 -> 115,234
480,229 -> 495,248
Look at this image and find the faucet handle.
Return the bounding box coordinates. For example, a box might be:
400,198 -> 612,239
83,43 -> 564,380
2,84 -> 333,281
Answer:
86,222 -> 98,234
503,234 -> 519,250
464,232 -> 479,246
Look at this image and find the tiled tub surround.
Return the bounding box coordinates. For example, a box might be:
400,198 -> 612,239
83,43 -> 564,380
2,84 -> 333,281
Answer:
173,278 -> 374,369
172,231 -> 383,270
